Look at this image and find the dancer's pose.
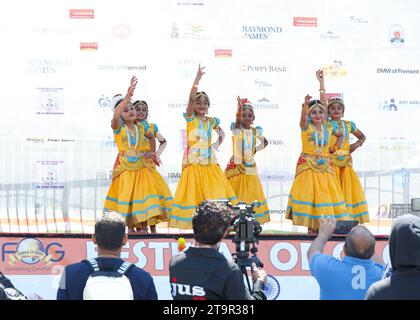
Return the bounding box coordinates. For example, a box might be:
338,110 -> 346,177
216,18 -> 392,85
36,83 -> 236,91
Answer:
169,65 -> 237,229
132,99 -> 173,233
225,97 -> 270,224
103,76 -> 170,233
316,70 -> 369,224
286,85 -> 348,232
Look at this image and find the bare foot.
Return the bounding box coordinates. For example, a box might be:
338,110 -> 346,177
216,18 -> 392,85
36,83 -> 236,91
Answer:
128,228 -> 137,234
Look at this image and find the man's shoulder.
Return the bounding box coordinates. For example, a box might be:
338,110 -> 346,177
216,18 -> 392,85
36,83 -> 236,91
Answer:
310,253 -> 340,268
65,261 -> 92,274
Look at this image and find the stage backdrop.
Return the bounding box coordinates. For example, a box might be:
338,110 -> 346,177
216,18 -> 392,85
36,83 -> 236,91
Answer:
1,235 -> 389,300
0,0 -> 420,233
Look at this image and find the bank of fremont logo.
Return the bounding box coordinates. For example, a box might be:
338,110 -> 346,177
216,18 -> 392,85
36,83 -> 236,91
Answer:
389,24 -> 404,47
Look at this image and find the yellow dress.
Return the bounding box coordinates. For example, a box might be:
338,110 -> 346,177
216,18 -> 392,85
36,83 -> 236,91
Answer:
103,122 -> 172,228
225,125 -> 270,224
286,121 -> 348,230
137,120 -> 173,225
329,120 -> 369,223
169,113 -> 238,229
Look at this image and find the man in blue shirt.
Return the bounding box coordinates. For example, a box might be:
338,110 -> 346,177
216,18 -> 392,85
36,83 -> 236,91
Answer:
308,218 -> 384,300
57,212 -> 157,300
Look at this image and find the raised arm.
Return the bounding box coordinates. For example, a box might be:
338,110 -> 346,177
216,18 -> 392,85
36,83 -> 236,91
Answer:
349,128 -> 366,153
111,76 -> 137,130
300,94 -> 311,130
186,64 -> 205,117
316,69 -> 328,108
233,96 -> 243,129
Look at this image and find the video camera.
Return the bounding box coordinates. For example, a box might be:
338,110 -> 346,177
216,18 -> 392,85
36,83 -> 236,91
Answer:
0,272 -> 26,300
228,201 -> 263,270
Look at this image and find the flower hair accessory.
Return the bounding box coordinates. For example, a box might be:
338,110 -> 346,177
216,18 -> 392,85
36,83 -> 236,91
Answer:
178,237 -> 186,251
241,98 -> 254,112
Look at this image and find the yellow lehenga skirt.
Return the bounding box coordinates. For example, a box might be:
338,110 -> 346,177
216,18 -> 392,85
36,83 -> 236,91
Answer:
286,155 -> 348,230
225,163 -> 270,225
169,164 -> 238,229
104,164 -> 173,229
332,163 -> 370,224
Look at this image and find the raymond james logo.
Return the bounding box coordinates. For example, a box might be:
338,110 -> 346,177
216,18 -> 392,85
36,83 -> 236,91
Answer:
349,16 -> 368,24
69,9 -> 94,19
214,49 -> 232,58
240,65 -> 287,73
241,25 -> 282,40
28,58 -> 72,74
377,67 -> 419,74
112,24 -> 132,39
293,17 -> 317,27
80,42 -> 98,51
253,97 -> 279,110
389,24 -> 404,47
320,31 -> 339,40
97,64 -> 147,71
36,87 -> 64,115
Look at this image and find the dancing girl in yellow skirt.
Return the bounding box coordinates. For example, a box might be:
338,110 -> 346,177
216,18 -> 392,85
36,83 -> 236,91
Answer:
225,96 -> 270,225
316,70 -> 369,224
130,99 -> 173,233
103,76 -> 170,233
169,65 -> 237,229
286,84 -> 348,232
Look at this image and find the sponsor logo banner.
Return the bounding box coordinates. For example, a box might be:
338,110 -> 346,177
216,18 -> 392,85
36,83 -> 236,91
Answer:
69,9 -> 94,19
293,17 -> 317,27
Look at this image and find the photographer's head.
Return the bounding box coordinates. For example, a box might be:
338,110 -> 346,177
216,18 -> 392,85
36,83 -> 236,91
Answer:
192,200 -> 232,245
344,225 -> 375,259
93,212 -> 127,254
